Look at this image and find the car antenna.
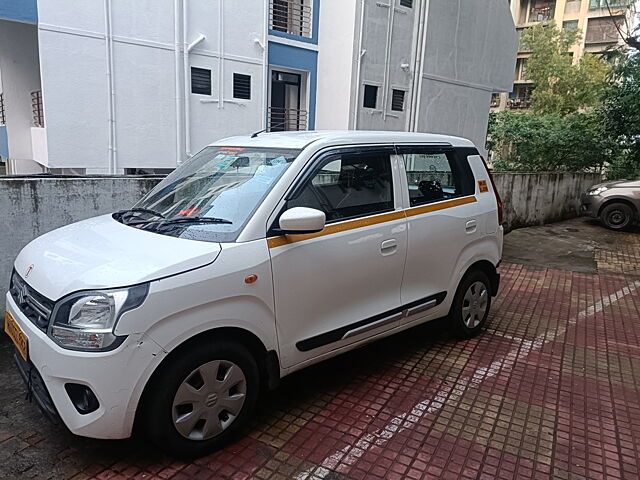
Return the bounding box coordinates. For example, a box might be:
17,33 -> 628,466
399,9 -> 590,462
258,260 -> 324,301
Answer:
250,120 -> 289,138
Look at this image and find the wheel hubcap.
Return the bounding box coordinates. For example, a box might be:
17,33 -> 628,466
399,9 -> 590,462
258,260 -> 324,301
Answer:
461,281 -> 488,329
609,210 -> 625,226
172,360 -> 247,441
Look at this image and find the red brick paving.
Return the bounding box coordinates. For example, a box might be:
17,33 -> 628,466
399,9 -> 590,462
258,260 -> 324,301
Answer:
3,223 -> 640,478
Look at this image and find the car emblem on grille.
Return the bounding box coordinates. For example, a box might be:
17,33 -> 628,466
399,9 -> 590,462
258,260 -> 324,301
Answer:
25,264 -> 34,278
16,281 -> 29,306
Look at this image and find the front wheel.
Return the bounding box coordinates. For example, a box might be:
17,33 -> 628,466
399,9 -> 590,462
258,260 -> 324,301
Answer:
142,341 -> 259,458
600,202 -> 634,231
449,270 -> 492,338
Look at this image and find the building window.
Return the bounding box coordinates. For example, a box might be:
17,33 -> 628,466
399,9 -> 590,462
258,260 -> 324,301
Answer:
586,16 -> 623,44
400,0 -> 413,7
191,67 -> 211,95
563,20 -> 579,32
363,85 -> 378,109
391,89 -> 405,112
270,0 -> 312,38
589,0 -> 630,10
31,90 -> 44,127
233,74 -> 251,100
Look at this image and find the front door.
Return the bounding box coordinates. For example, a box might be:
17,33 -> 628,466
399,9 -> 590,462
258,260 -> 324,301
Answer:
270,71 -> 302,131
269,147 -> 407,368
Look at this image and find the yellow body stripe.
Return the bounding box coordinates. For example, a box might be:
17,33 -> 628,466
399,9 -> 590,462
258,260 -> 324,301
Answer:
267,195 -> 477,249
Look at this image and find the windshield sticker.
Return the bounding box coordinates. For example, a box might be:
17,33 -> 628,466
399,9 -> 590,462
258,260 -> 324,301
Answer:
219,147 -> 245,155
269,156 -> 288,166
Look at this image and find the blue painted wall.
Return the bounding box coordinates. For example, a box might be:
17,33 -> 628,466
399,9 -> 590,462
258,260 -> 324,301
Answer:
269,0 -> 320,45
0,0 -> 37,24
268,42 -> 318,130
0,126 -> 8,158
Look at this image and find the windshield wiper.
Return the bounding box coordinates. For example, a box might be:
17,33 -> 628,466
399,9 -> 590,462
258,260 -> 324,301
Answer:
160,216 -> 233,225
114,207 -> 165,221
127,216 -> 233,229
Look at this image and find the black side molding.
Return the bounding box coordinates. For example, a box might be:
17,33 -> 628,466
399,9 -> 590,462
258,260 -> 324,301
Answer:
296,292 -> 446,352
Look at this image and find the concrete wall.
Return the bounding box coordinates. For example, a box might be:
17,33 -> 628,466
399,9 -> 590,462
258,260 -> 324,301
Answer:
0,176 -> 162,312
0,172 -> 599,311
494,172 -> 602,232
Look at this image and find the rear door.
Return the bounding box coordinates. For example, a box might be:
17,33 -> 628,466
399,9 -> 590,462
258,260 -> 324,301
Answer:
396,145 -> 479,323
268,146 -> 408,368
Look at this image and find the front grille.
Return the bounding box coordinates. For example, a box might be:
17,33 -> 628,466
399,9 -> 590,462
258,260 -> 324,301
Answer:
9,270 -> 54,331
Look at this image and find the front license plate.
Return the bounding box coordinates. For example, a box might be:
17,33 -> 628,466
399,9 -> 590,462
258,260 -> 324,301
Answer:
4,312 -> 28,361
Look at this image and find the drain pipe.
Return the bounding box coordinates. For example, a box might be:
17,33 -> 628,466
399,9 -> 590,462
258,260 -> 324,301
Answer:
352,0 -> 366,130
218,0 -> 225,110
409,0 -> 425,131
183,2 -> 205,159
412,0 -> 430,131
174,0 -> 184,166
104,0 -> 116,173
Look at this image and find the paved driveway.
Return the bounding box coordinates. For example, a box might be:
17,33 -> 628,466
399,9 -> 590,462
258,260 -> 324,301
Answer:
2,218 -> 640,479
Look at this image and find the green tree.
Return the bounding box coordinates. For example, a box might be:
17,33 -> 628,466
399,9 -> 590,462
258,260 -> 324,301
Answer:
520,23 -> 609,114
599,53 -> 640,179
487,111 -> 614,172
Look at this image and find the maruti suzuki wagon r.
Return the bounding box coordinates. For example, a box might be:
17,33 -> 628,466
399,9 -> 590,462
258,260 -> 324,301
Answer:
5,131 -> 503,457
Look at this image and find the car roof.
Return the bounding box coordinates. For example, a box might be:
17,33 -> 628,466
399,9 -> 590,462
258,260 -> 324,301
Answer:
210,130 -> 476,150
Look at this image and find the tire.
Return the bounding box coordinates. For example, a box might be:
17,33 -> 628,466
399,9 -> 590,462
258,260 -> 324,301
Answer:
600,202 -> 634,231
142,340 -> 260,458
449,270 -> 492,339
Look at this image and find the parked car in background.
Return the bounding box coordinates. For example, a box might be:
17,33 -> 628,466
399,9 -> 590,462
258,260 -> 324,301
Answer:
5,131 -> 503,457
581,180 -> 640,230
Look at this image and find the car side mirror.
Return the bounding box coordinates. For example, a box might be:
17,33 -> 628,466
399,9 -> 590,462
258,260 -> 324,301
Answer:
278,207 -> 326,234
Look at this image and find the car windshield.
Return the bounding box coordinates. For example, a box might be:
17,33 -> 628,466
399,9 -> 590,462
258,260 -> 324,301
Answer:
116,146 -> 300,242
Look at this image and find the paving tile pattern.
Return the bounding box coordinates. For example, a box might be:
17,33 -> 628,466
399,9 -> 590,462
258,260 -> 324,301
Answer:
1,223 -> 640,478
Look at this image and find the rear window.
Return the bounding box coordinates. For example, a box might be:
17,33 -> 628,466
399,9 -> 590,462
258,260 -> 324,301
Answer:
398,147 -> 475,207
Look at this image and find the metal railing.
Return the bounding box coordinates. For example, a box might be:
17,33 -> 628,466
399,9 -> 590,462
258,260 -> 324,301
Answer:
0,93 -> 5,125
269,0 -> 312,38
31,90 -> 44,127
507,98 -> 533,110
529,3 -> 556,22
268,107 -> 308,131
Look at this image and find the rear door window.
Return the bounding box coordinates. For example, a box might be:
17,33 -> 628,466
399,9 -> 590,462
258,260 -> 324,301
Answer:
287,148 -> 394,223
399,147 -> 475,207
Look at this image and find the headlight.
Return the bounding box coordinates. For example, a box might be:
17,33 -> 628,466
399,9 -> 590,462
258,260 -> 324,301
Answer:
588,186 -> 608,196
49,283 -> 149,351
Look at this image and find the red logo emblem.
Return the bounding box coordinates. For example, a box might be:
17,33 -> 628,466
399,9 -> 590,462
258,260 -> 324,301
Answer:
25,265 -> 34,278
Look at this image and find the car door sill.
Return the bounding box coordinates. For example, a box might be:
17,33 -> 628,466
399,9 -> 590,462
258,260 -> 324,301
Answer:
295,292 -> 446,352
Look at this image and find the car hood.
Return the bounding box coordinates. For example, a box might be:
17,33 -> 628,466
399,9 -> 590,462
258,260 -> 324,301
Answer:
13,214 -> 222,301
589,179 -> 640,190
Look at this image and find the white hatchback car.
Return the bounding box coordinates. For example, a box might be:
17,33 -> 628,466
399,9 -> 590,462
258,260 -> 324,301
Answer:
5,131 -> 503,457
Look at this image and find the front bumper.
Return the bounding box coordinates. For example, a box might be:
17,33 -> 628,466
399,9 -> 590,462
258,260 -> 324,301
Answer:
580,194 -> 602,218
4,292 -> 165,439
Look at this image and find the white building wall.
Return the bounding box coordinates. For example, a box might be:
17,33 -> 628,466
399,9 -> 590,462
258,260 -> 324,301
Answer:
0,20 -> 44,173
315,0 -> 358,130
36,0 -> 266,172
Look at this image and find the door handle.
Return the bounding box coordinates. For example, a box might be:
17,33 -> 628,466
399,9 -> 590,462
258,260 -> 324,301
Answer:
465,220 -> 477,233
380,239 -> 397,255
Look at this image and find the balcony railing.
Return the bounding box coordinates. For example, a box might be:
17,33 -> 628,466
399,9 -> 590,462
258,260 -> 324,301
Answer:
589,0 -> 631,10
529,4 -> 555,22
0,93 -> 5,125
507,98 -> 533,110
31,90 -> 44,127
268,107 -> 308,131
270,0 -> 312,38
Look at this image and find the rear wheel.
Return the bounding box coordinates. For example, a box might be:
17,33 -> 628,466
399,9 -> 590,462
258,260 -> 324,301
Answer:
143,341 -> 259,458
600,202 -> 634,231
449,270 -> 491,338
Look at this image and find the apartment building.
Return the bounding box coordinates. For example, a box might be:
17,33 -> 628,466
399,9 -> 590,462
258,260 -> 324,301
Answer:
494,0 -> 635,111
0,0 -> 516,174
